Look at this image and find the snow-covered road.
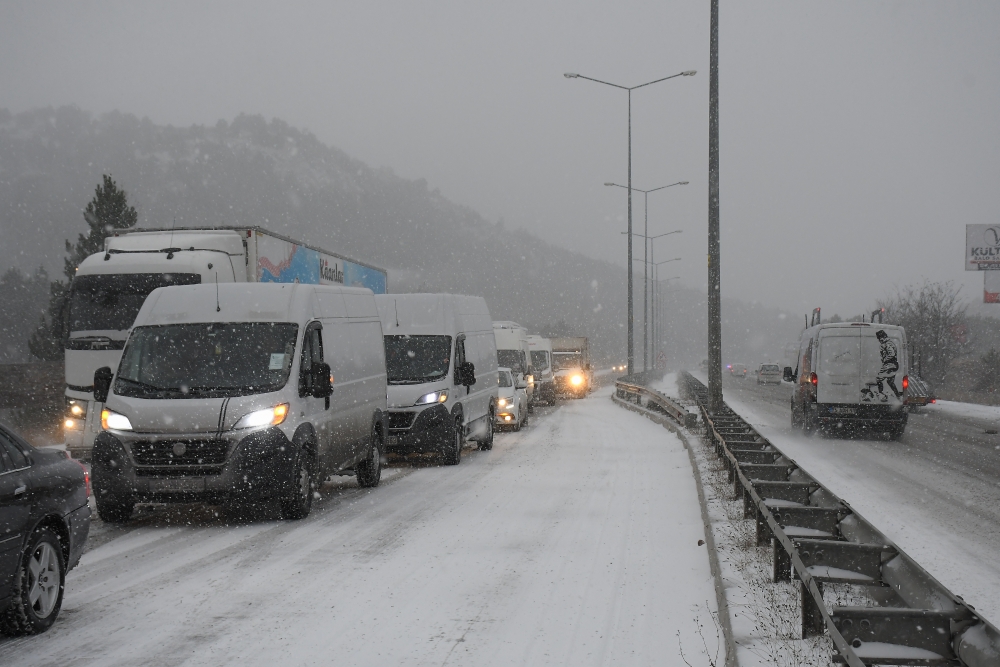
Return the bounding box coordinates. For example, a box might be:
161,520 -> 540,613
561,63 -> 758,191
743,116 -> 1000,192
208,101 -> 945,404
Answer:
689,373 -> 1000,625
1,387 -> 717,666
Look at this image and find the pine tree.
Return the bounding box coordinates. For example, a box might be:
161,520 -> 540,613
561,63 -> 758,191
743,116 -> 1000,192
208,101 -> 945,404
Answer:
28,175 -> 138,360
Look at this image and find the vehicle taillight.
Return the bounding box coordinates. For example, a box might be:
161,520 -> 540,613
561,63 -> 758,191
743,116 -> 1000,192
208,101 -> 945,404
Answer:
810,372 -> 818,386
902,375 -> 909,391
75,460 -> 91,498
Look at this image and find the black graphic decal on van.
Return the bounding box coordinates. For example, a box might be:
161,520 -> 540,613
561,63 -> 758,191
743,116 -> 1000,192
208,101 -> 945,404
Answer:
861,330 -> 902,403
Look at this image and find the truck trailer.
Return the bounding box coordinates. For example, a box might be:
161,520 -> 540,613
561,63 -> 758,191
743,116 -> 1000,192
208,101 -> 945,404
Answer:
62,226 -> 387,459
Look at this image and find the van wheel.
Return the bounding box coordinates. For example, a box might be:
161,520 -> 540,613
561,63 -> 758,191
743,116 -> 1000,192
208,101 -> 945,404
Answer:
357,425 -> 383,488
442,418 -> 462,465
479,412 -> 494,451
95,492 -> 134,524
280,446 -> 314,520
0,528 -> 65,636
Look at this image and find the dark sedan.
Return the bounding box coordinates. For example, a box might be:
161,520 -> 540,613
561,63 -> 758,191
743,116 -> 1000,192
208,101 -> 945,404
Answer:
0,423 -> 91,635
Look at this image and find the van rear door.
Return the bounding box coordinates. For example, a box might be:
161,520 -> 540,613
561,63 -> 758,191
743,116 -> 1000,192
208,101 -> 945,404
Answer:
860,328 -> 906,408
816,329 -> 861,405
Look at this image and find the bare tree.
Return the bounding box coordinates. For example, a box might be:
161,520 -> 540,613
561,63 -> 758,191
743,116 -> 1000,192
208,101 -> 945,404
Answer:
878,281 -> 967,385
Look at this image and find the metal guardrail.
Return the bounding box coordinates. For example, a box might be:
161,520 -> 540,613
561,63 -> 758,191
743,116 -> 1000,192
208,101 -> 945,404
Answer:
676,371 -> 1000,667
615,377 -> 698,429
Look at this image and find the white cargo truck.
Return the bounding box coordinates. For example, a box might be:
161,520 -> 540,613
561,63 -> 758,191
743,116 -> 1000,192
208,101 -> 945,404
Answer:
526,335 -> 555,405
62,226 -> 387,459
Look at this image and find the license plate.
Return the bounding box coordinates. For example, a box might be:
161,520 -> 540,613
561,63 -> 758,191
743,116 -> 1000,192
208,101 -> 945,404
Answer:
149,477 -> 205,493
831,407 -> 857,415
386,435 -> 399,446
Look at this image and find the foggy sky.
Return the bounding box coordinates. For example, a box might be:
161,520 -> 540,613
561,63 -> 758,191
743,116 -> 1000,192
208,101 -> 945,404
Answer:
2,1 -> 999,318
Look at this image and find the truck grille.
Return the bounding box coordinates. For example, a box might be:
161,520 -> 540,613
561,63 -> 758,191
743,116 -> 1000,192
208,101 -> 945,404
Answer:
131,439 -> 229,466
388,412 -> 416,430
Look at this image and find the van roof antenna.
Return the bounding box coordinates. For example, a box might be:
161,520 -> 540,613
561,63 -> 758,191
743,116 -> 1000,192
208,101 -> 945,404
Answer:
215,272 -> 221,312
393,299 -> 399,328
170,216 -> 176,250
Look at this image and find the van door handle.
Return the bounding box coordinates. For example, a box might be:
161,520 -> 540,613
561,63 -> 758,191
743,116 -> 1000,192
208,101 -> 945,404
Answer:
13,485 -> 27,496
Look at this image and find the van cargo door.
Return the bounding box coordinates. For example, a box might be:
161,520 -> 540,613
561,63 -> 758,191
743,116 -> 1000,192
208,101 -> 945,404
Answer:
816,329 -> 860,405
861,328 -> 906,407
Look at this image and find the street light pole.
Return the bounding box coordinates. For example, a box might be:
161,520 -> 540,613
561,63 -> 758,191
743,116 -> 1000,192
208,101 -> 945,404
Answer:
606,181 -> 688,371
567,70 -> 696,376
654,271 -> 681,367
707,0 -> 723,411
651,258 -> 681,366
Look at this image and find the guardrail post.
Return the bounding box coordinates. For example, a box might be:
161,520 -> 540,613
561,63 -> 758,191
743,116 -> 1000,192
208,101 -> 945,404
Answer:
743,489 -> 754,519
755,508 -> 771,546
801,580 -> 826,638
773,540 -> 791,582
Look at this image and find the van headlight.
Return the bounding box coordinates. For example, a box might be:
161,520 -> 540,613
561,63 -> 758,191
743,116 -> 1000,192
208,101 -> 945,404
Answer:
235,404 -> 289,429
101,409 -> 133,431
498,397 -> 510,407
570,374 -> 584,386
415,390 -> 448,406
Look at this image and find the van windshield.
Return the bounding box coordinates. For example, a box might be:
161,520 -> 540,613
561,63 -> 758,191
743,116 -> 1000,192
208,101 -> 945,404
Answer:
69,273 -> 202,334
497,350 -> 524,374
115,323 -> 299,399
385,335 -> 452,385
530,350 -> 550,372
498,371 -> 513,388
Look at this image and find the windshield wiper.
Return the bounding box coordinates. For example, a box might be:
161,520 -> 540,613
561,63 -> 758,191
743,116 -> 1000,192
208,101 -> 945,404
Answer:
118,377 -> 173,393
388,378 -> 441,385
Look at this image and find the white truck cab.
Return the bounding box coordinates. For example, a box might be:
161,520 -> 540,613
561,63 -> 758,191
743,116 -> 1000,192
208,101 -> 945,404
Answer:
527,335 -> 555,405
63,227 -> 387,459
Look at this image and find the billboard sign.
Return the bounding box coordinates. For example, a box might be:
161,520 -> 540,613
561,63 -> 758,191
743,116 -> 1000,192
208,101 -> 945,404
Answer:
965,225 -> 1000,270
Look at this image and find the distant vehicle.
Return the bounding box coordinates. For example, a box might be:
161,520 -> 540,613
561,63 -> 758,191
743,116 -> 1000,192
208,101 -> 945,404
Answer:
904,374 -> 935,411
756,363 -> 782,385
64,227 -> 387,461
0,423 -> 91,635
785,322 -> 908,439
729,363 -> 748,378
377,294 -> 498,462
551,337 -> 592,397
493,322 -> 535,409
495,367 -> 528,431
90,283 -> 388,523
527,336 -> 556,405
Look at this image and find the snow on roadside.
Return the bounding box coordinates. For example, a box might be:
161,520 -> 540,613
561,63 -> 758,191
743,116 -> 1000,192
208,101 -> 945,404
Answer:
925,399 -> 1000,425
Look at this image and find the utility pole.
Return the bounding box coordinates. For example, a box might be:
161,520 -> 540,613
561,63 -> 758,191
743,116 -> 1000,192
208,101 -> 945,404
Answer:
707,0 -> 723,412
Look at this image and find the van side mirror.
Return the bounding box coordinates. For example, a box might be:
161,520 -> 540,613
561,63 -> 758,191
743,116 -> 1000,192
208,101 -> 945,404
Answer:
312,362 -> 333,398
94,366 -> 113,403
782,367 -> 794,382
459,361 -> 476,387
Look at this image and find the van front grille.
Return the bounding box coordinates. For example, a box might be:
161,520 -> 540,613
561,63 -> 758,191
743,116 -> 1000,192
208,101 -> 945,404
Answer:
131,439 -> 229,466
388,412 -> 416,430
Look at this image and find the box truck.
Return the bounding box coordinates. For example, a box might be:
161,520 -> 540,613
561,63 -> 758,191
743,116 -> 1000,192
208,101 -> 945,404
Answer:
63,227 -> 387,459
492,322 -> 535,409
551,336 -> 592,397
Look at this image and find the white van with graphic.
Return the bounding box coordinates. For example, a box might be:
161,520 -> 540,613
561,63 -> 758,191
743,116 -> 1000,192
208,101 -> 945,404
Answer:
786,322 -> 909,438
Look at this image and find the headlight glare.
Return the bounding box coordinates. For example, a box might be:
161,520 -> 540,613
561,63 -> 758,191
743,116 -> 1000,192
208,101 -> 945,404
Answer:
235,404 -> 289,429
415,390 -> 448,406
570,374 -> 584,386
101,409 -> 133,431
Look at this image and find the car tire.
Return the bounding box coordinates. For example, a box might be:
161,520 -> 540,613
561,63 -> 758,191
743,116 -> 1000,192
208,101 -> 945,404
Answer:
0,528 -> 65,636
357,424 -> 383,488
442,418 -> 462,465
95,491 -> 135,524
280,445 -> 314,520
479,410 -> 494,451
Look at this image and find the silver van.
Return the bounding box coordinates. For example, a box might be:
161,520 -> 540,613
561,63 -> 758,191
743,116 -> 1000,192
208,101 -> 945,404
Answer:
90,283 -> 388,522
375,294 -> 498,464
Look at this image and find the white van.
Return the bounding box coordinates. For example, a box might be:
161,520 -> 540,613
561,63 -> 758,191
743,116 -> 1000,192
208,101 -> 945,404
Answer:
89,283 -> 388,523
786,322 -> 909,438
375,294 -> 498,464
492,322 -> 535,408
527,335 -> 555,405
